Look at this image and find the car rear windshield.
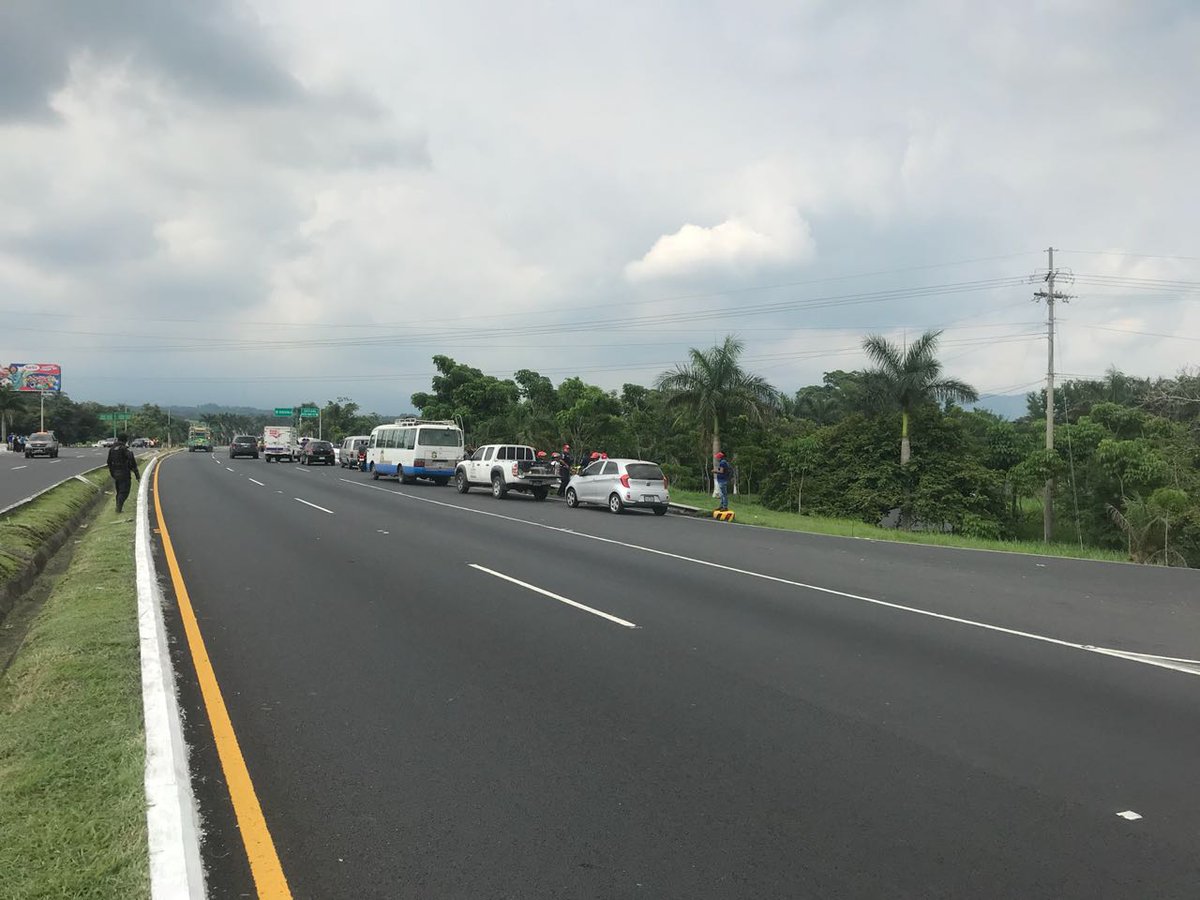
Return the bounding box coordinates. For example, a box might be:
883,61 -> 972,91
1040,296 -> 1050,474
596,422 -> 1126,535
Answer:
31,432 -> 52,441
310,441 -> 332,450
418,428 -> 462,447
233,436 -> 255,444
626,463 -> 664,481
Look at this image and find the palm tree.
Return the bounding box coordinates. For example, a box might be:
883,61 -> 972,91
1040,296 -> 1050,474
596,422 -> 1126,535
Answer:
862,329 -> 978,466
655,336 -> 780,488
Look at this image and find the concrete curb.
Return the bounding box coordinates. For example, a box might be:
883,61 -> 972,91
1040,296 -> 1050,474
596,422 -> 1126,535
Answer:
135,457 -> 207,898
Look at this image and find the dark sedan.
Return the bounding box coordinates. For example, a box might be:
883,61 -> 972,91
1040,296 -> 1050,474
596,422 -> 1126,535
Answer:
229,435 -> 259,459
299,439 -> 335,466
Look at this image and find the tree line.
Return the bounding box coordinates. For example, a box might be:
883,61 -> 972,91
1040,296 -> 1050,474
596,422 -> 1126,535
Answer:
409,336 -> 1199,566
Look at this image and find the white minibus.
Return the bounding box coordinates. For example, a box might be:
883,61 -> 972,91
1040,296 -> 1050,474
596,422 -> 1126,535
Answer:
366,419 -> 464,485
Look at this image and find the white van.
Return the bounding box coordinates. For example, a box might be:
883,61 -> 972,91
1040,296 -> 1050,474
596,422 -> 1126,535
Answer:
366,419 -> 464,485
339,435 -> 370,469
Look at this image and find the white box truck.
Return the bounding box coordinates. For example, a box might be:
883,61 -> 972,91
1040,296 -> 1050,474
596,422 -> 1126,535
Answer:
263,425 -> 296,463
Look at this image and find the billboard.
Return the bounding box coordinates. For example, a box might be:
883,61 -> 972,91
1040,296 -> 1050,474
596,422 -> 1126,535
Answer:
2,363 -> 62,393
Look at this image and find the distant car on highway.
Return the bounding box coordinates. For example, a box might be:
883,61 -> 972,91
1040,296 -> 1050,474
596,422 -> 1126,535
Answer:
130,437 -> 149,448
565,457 -> 669,515
25,431 -> 61,459
298,439 -> 335,466
229,435 -> 259,459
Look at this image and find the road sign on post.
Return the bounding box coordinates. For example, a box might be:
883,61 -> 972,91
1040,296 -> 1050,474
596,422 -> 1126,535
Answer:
99,413 -> 131,421
274,407 -> 294,417
299,407 -> 319,418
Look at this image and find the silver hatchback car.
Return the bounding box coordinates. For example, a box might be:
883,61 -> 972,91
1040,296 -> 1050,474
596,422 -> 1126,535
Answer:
565,458 -> 669,515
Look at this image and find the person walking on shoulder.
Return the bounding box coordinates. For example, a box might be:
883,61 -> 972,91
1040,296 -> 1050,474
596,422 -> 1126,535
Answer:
713,451 -> 732,511
107,432 -> 140,514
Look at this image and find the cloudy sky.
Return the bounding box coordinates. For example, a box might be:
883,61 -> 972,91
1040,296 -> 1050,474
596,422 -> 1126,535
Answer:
2,0 -> 1197,415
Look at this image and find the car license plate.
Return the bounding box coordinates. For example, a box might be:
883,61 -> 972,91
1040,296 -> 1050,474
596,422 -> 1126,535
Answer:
641,494 -> 660,503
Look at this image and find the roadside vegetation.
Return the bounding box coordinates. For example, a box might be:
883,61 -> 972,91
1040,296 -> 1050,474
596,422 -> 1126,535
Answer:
668,489 -> 1126,562
0,496 -> 149,898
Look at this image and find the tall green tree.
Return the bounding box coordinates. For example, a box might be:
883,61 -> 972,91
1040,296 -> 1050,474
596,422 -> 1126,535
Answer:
655,335 -> 780,468
862,329 -> 978,466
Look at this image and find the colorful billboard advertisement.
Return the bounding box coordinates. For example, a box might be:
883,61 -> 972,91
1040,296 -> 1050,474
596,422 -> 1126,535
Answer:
2,363 -> 62,393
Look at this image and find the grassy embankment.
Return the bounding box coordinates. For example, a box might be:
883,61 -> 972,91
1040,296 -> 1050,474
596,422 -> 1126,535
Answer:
0,471 -> 150,899
669,488 -> 1127,563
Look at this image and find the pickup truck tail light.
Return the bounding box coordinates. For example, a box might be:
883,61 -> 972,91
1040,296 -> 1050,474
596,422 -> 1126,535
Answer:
512,463 -> 519,477
619,474 -> 630,488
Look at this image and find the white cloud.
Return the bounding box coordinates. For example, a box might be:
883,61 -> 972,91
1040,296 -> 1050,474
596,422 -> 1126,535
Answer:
625,207 -> 816,282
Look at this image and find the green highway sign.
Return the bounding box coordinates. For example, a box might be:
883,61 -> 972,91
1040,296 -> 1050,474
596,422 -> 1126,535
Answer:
98,412 -> 131,421
274,407 -> 294,417
299,407 -> 319,418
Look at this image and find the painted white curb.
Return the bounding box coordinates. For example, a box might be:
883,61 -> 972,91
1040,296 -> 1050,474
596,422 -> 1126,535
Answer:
135,457 -> 207,898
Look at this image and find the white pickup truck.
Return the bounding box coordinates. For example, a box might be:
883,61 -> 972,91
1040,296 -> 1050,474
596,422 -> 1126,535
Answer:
455,444 -> 560,500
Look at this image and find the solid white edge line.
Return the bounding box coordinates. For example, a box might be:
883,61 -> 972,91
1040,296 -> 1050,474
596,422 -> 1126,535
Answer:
469,563 -> 638,628
248,478 -> 265,486
342,478 -> 1200,677
294,497 -> 334,514
135,456 -> 207,898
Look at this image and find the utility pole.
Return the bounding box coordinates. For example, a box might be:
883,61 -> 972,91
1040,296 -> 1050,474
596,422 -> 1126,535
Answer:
1033,247 -> 1071,542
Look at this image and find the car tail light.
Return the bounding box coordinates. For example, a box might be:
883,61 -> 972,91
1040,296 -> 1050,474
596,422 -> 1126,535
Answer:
619,474 -> 630,488
512,463 -> 519,477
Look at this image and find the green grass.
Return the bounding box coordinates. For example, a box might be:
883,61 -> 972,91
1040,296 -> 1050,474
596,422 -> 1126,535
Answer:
669,488 -> 1127,563
0,470 -> 109,582
0,502 -> 149,899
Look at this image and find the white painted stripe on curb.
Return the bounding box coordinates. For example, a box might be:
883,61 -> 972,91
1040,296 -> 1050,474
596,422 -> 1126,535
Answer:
136,458 -> 206,898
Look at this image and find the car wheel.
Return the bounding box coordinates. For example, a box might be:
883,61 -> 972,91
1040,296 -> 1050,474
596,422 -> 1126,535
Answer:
491,475 -> 508,499
371,464 -> 379,480
565,487 -> 579,508
608,493 -> 624,514
532,488 -> 548,501
652,506 -> 667,516
456,471 -> 470,493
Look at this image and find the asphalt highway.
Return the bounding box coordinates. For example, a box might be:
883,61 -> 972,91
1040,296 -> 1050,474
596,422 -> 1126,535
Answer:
153,450 -> 1200,899
0,446 -> 116,509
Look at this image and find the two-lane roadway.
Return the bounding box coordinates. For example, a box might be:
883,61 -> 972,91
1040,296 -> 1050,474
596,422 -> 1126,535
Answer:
153,450 -> 1200,898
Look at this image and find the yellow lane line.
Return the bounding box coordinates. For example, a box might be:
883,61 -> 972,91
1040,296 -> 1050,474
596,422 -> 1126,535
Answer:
153,460 -> 293,898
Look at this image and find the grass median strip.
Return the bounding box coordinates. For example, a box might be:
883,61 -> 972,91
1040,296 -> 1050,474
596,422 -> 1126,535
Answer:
0,502 -> 149,899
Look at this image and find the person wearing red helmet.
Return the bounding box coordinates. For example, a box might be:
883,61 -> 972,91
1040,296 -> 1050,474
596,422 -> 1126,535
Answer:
713,450 -> 732,511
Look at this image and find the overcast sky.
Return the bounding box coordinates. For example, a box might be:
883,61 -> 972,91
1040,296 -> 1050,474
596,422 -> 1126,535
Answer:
2,0 -> 1197,415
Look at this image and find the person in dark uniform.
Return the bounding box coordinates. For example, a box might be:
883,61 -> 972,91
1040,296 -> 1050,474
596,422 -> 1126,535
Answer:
107,432 -> 140,514
557,443 -> 573,496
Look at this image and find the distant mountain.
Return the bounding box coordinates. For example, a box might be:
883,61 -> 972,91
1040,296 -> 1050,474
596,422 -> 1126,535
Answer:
968,394 -> 1030,420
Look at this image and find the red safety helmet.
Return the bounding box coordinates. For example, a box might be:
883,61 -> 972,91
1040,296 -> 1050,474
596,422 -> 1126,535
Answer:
537,450 -> 547,457
600,452 -> 608,459
715,452 -> 725,459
